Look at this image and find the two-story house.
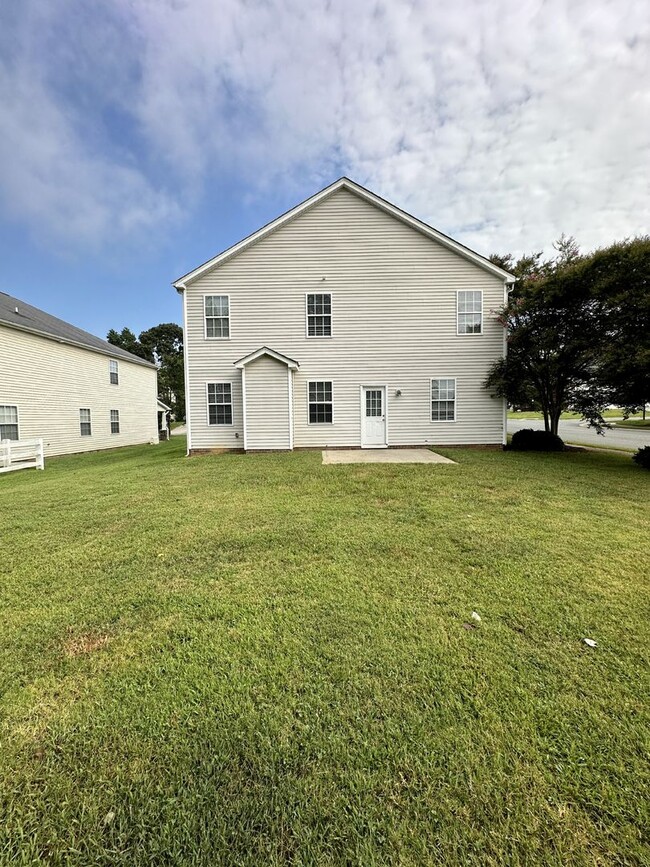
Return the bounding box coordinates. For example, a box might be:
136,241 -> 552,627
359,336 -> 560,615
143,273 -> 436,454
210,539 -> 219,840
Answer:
175,178 -> 514,454
1,292 -> 160,456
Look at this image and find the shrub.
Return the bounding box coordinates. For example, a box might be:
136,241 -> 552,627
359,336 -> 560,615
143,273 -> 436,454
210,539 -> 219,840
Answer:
509,428 -> 565,451
632,446 -> 650,469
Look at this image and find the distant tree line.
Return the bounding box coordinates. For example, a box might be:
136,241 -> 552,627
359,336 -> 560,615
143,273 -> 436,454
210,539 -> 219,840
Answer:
485,236 -> 650,435
107,324 -> 185,421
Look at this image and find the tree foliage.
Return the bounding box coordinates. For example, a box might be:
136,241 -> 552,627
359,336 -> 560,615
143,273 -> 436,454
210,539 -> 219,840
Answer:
485,237 -> 650,435
139,323 -> 185,420
106,327 -> 153,362
108,323 -> 185,420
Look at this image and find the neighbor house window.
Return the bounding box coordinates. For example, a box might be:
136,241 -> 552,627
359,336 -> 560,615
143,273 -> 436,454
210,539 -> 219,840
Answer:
0,405 -> 19,440
457,291 -> 483,334
205,295 -> 230,338
431,379 -> 456,421
110,409 -> 120,434
306,294 -> 332,337
207,383 -> 232,425
80,408 -> 92,436
109,359 -> 119,384
308,381 -> 333,423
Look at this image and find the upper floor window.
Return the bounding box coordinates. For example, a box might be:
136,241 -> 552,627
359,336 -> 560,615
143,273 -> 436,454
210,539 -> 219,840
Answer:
306,293 -> 332,337
109,359 -> 119,384
205,295 -> 230,338
457,291 -> 483,334
308,381 -> 333,423
80,408 -> 92,436
207,383 -> 233,425
431,379 -> 456,421
0,405 -> 19,440
110,409 -> 120,434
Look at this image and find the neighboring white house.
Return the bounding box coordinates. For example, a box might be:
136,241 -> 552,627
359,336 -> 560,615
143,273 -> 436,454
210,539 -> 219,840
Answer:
174,178 -> 515,454
1,292 -> 159,457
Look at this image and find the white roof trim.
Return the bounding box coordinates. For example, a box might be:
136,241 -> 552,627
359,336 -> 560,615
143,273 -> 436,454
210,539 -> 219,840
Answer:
173,177 -> 515,289
233,346 -> 300,370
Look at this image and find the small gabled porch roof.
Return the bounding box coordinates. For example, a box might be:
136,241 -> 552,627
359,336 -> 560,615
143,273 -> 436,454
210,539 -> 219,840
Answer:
233,346 -> 300,370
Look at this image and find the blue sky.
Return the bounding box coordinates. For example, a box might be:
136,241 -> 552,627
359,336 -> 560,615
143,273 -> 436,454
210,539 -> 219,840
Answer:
1,0 -> 648,339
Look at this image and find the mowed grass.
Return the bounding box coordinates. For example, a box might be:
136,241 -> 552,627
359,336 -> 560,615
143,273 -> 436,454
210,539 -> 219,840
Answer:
615,419 -> 650,429
1,438 -> 649,866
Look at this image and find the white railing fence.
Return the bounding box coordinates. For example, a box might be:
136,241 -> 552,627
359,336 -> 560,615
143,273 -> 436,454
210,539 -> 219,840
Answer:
0,438 -> 45,474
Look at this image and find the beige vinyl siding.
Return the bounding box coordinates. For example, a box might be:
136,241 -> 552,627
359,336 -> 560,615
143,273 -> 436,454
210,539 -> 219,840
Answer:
243,356 -> 291,450
1,326 -> 159,456
184,187 -> 506,449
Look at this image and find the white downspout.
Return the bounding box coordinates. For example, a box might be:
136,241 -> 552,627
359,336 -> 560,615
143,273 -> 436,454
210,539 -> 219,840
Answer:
288,367 -> 294,450
242,366 -> 248,451
180,285 -> 192,456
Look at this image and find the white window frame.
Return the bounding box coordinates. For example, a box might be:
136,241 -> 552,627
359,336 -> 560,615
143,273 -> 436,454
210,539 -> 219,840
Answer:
109,359 -> 119,384
204,294 -> 231,340
430,378 -> 457,422
206,382 -> 233,425
305,293 -> 332,338
307,381 -> 334,424
457,290 -> 483,335
80,408 -> 92,436
110,409 -> 120,434
0,405 -> 19,440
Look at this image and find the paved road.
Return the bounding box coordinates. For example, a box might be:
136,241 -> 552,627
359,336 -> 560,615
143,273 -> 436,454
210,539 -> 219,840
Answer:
508,418 -> 649,451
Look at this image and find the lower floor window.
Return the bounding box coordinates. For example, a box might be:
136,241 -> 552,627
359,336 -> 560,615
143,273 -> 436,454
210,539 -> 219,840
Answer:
431,379 -> 456,421
308,381 -> 333,423
80,408 -> 92,436
0,405 -> 19,440
110,409 -> 120,434
207,382 -> 233,425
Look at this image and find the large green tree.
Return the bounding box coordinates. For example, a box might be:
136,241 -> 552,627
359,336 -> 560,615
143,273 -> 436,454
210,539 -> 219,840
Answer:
106,327 -> 153,362
583,238 -> 650,416
485,237 -> 650,435
108,323 -> 185,420
139,323 -> 185,421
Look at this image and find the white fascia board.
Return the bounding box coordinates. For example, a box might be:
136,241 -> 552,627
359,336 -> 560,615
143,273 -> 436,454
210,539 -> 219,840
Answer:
344,180 -> 516,283
173,179 -> 348,289
172,178 -> 515,289
233,346 -> 300,369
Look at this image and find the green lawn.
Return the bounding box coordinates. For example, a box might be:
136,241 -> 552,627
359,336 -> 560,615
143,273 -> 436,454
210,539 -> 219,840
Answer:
1,438 -> 649,866
614,419 -> 650,429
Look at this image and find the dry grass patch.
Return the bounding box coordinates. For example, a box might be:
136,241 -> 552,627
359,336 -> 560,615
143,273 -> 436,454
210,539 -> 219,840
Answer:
62,628 -> 111,658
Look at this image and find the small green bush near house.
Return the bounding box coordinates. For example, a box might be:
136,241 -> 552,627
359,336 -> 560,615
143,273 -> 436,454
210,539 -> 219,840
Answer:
509,428 -> 565,451
632,445 -> 650,469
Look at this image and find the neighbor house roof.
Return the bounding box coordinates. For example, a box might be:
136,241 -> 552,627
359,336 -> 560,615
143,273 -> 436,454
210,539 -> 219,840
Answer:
173,177 -> 515,290
0,292 -> 157,369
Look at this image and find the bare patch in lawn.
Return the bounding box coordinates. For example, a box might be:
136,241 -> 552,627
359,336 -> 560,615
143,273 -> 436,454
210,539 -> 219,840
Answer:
63,629 -> 110,658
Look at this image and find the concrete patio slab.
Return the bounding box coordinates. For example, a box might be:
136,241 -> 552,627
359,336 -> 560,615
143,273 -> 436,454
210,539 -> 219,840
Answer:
322,448 -> 456,465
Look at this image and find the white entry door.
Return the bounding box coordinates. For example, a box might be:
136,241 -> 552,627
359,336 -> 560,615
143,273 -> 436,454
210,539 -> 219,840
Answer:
361,386 -> 387,447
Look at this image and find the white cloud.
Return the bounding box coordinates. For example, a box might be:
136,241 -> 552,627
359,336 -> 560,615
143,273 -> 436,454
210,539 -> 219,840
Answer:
1,0 -> 648,255
0,2 -> 180,251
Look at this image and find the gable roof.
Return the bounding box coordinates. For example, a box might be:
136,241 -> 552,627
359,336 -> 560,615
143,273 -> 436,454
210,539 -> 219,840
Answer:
173,177 -> 515,290
233,346 -> 300,369
0,291 -> 157,369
